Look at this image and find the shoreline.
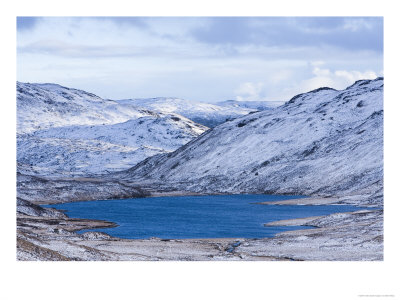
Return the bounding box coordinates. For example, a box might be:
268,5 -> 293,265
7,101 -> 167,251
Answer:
40,193 -> 344,240
17,191 -> 383,261
256,197 -> 341,206
17,204 -> 383,261
38,193 -> 376,241
36,191 -> 340,206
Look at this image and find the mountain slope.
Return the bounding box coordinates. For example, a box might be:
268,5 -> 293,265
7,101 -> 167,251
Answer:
17,83 -> 208,176
121,78 -> 383,206
17,82 -> 157,134
116,97 -> 255,127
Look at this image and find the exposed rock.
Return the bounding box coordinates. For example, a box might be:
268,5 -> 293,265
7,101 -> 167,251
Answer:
17,168 -> 149,204
17,198 -> 66,218
235,209 -> 383,261
16,202 -> 382,261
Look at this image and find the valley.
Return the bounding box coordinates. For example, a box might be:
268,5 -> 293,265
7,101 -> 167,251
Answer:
16,78 -> 384,261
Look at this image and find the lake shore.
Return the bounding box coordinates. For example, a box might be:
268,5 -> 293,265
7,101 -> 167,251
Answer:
17,211 -> 280,261
17,195 -> 383,261
256,196 -> 341,206
16,171 -> 383,261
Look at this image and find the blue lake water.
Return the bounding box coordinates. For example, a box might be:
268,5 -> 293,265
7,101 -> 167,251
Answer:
44,194 -> 368,239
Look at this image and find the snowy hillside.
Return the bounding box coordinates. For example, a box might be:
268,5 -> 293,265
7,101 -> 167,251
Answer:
121,78 -> 384,206
17,83 -> 208,176
216,100 -> 284,111
17,82 -> 157,134
116,97 -> 255,128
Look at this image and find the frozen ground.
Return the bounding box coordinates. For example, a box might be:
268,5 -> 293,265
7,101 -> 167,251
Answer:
121,78 -> 383,207
17,82 -> 208,176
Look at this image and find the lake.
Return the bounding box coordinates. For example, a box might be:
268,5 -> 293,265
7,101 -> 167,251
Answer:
44,194 -> 367,239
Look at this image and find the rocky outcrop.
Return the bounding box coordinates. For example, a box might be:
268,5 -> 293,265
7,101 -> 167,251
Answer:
17,168 -> 148,204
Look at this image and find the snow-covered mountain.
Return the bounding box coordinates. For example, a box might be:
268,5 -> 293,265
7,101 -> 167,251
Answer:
17,82 -> 158,134
216,100 -> 284,111
121,78 -> 383,206
115,97 -> 255,128
17,83 -> 207,176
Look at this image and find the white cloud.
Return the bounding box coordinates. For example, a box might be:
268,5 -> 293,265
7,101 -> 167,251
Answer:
298,67 -> 378,93
17,17 -> 383,102
232,66 -> 379,103
233,69 -> 294,101
334,70 -> 378,83
234,82 -> 265,101
273,66 -> 379,103
312,67 -> 331,77
343,19 -> 373,32
310,60 -> 325,67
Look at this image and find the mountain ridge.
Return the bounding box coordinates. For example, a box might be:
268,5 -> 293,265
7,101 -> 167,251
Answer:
115,97 -> 259,127
17,82 -> 208,176
118,77 -> 383,206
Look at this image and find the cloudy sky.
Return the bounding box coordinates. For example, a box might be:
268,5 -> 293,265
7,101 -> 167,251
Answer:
17,17 -> 383,102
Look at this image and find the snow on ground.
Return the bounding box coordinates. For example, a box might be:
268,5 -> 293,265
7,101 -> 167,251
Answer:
115,97 -> 257,127
17,82 -> 151,134
16,79 -> 384,261
17,82 -> 208,176
122,78 -> 383,206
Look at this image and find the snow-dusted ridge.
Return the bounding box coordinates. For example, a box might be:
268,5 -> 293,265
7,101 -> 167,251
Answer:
17,82 -> 153,134
115,97 -> 258,128
121,77 -> 383,206
17,82 -> 208,176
